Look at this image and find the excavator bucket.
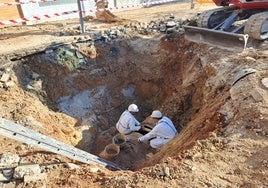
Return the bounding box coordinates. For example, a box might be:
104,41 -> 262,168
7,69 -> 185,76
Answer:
183,25 -> 249,51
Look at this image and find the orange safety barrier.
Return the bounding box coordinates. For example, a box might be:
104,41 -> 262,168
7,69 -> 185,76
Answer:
196,0 -> 214,4
0,0 -> 21,21
193,0 -> 215,10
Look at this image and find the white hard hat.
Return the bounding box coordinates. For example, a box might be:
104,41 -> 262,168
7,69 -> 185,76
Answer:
128,104 -> 139,112
151,110 -> 162,118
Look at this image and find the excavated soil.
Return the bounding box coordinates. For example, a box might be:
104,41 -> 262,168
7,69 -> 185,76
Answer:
0,2 -> 268,188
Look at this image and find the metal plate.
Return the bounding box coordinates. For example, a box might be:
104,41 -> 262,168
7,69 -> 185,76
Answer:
183,25 -> 249,51
0,118 -> 123,170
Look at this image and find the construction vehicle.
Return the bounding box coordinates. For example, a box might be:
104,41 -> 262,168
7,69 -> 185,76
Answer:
183,0 -> 268,50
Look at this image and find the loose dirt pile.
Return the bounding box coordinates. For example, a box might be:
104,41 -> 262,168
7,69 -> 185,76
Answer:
0,2 -> 267,188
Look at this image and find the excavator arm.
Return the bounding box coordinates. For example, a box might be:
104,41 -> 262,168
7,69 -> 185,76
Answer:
183,0 -> 268,51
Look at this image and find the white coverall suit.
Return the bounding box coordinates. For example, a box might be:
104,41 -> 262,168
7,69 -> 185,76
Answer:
116,110 -> 141,135
138,116 -> 178,148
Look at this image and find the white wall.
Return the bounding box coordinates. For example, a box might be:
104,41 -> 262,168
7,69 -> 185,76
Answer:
20,0 -> 108,21
18,0 -> 170,23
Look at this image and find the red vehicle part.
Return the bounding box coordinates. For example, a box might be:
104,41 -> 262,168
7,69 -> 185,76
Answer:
213,0 -> 268,9
183,0 -> 268,51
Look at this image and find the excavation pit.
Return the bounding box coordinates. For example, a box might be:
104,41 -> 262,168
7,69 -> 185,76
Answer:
6,33 -> 199,169
10,32 -> 223,170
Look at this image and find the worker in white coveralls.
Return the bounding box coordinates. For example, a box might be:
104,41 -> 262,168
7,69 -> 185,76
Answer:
116,104 -> 141,135
138,110 -> 178,148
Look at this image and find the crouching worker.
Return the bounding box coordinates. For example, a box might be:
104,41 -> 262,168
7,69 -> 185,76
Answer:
138,110 -> 178,149
116,104 -> 141,135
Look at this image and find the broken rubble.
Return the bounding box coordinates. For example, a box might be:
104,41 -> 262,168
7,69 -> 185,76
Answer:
24,173 -> 47,182
0,73 -> 10,83
261,77 -> 268,89
65,162 -> 80,170
13,164 -> 41,179
0,152 -> 20,167
0,169 -> 13,182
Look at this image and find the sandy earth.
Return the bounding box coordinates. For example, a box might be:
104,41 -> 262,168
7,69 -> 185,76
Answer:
0,2 -> 268,188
